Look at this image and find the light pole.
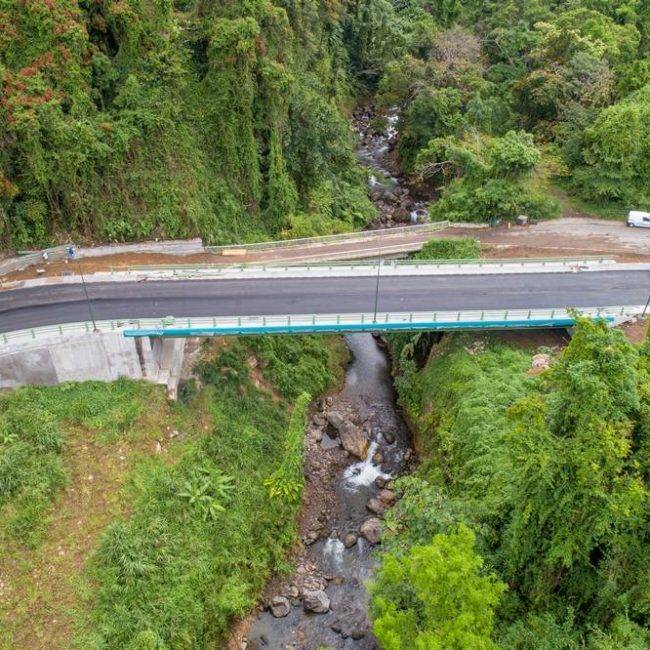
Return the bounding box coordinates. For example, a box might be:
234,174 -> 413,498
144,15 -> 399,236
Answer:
373,253 -> 382,323
77,261 -> 98,331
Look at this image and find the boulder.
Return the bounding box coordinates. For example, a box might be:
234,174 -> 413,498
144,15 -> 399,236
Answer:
312,413 -> 326,427
326,412 -> 369,459
326,411 -> 345,434
393,206 -> 411,222
374,476 -> 387,489
269,596 -> 291,618
342,532 -> 358,548
302,589 -> 330,614
304,530 -> 320,546
382,430 -> 396,445
532,353 -> 550,371
366,498 -> 386,515
302,575 -> 328,592
360,518 -> 382,545
378,489 -> 396,507
330,605 -> 369,640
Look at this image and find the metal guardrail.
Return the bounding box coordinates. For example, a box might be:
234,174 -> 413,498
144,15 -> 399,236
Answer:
121,256 -> 613,274
1,307 -> 641,346
205,221 -> 450,253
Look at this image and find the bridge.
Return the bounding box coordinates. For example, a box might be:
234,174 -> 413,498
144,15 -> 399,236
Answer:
1,259 -> 648,393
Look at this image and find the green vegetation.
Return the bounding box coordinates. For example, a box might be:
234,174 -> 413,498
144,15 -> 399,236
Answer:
2,1 -> 648,248
414,236 -> 480,261
371,525 -> 506,649
0,335 -> 346,647
0,380 -> 157,549
3,1 -> 648,249
363,1 -> 650,219
265,391 -> 310,502
377,321 -> 650,647
0,1 -> 375,248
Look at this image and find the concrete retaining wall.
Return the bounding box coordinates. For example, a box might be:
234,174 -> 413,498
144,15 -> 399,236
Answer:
0,332 -> 186,398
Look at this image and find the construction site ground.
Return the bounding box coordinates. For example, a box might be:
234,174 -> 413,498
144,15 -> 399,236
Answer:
1,217 -> 649,284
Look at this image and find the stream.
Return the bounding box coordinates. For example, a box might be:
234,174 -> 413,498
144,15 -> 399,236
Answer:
354,105 -> 428,229
246,335 -> 413,649
244,106 -> 420,650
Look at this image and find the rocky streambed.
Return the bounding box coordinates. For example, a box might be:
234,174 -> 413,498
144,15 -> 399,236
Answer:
354,105 -> 429,229
245,334 -> 415,649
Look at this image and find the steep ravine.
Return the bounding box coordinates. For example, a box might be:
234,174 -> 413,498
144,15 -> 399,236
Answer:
354,105 -> 428,230
245,334 -> 415,649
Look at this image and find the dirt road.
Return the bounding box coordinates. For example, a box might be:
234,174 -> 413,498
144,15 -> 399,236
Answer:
470,218 -> 650,260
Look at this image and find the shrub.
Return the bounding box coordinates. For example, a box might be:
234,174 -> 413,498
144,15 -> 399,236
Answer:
265,392 -> 311,503
414,237 -> 480,261
370,525 -> 506,649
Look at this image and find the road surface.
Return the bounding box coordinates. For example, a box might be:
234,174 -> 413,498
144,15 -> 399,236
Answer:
1,270 -> 649,334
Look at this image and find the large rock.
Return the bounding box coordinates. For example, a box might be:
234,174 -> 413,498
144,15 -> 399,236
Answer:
269,596 -> 291,618
327,411 -> 369,459
330,604 -> 370,640
366,498 -> 386,515
378,489 -> 396,507
360,518 -> 382,545
343,532 -> 358,548
302,589 -> 330,614
393,206 -> 411,222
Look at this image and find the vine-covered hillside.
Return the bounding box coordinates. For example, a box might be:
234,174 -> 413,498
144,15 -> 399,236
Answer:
0,0 -> 375,248
1,1 -> 649,247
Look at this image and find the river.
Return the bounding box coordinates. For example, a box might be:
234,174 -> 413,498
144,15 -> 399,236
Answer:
246,334 -> 413,649
244,106 -> 420,650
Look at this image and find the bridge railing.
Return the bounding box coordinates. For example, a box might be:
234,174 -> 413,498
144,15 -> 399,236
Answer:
1,306 -> 643,346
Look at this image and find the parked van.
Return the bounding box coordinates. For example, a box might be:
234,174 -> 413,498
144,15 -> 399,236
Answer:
627,211 -> 650,227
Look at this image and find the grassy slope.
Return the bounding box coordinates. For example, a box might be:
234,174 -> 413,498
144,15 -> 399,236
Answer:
0,335 -> 346,649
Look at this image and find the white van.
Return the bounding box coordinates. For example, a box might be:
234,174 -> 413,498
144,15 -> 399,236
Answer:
627,211 -> 650,227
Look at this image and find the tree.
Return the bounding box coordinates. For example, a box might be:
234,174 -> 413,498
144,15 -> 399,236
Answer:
370,525 -> 506,650
502,318 -> 647,616
572,84 -> 650,203
489,131 -> 541,178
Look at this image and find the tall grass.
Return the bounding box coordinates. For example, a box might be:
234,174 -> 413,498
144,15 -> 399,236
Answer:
0,380 -> 161,547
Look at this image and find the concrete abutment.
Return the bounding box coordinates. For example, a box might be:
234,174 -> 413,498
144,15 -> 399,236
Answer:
0,333 -> 186,398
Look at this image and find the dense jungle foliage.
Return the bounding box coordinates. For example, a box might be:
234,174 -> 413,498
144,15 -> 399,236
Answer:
0,0 -> 376,248
0,335 -> 345,646
377,321 -> 650,648
364,0 -> 649,221
1,1 -> 648,248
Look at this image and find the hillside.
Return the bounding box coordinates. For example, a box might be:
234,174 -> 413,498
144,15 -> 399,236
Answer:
1,1 -> 649,250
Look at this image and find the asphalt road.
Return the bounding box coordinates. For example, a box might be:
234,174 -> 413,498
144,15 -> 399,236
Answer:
1,270 -> 649,334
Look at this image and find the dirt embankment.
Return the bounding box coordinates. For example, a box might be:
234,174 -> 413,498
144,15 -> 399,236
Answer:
3,218 -> 649,286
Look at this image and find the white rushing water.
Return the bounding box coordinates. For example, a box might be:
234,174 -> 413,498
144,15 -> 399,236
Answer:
343,440 -> 391,489
323,537 -> 346,568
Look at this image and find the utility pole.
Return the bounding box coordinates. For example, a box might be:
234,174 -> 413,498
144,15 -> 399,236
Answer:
78,261 -> 98,332
373,253 -> 382,323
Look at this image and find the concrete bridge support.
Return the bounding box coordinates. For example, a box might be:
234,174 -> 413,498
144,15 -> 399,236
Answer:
0,333 -> 186,398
